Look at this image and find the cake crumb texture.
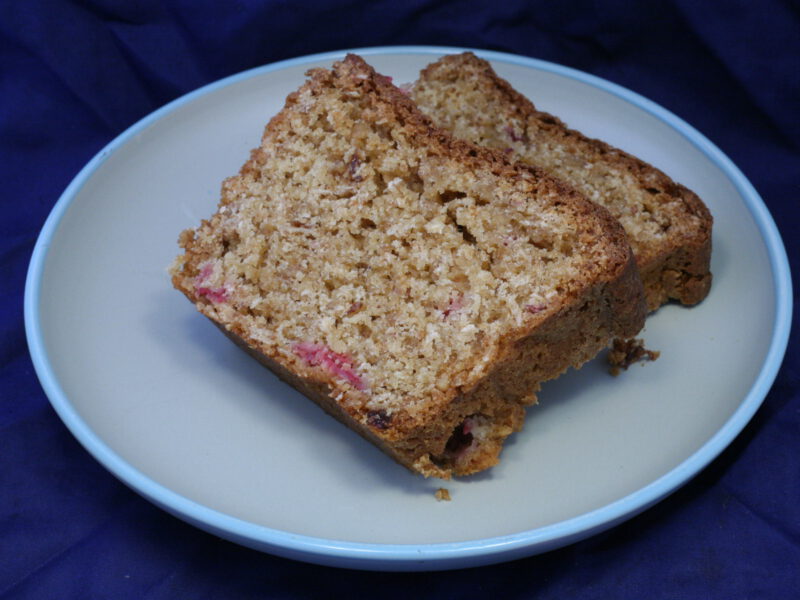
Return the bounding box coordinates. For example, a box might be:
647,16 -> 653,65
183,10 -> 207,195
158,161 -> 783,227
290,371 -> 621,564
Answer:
171,54 -> 646,478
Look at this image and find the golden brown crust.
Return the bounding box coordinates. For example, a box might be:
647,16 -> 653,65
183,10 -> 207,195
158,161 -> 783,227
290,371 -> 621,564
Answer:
170,53 -> 646,478
414,52 -> 712,311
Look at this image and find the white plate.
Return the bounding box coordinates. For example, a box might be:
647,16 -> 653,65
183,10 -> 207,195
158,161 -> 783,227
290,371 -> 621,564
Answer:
25,47 -> 792,570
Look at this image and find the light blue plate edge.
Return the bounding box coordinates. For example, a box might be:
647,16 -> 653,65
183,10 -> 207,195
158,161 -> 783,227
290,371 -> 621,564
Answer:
23,45 -> 793,571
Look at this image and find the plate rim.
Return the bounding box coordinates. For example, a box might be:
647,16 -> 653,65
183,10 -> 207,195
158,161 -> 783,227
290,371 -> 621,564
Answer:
24,45 -> 793,570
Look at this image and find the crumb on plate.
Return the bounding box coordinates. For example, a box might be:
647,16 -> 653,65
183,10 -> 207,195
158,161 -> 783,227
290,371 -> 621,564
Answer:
435,488 -> 452,502
608,337 -> 660,376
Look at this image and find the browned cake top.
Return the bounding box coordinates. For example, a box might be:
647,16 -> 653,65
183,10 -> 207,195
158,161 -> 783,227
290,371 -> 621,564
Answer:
412,52 -> 712,308
171,54 -> 637,425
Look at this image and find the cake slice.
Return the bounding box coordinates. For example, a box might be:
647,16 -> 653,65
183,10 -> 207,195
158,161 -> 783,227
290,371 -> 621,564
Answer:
412,52 -> 712,311
170,54 -> 646,478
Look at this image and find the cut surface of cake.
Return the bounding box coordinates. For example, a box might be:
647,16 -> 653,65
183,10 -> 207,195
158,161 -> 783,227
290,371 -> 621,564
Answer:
412,52 -> 712,311
170,54 -> 646,478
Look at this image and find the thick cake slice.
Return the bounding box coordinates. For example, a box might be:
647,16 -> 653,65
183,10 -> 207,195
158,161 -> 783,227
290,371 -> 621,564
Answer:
412,52 -> 712,311
170,54 -> 646,478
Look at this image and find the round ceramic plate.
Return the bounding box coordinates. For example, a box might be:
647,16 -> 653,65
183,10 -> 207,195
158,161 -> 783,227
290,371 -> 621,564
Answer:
25,47 -> 792,571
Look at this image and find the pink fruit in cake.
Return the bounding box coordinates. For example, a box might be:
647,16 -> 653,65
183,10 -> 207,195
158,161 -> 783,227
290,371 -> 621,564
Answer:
462,417 -> 474,434
346,302 -> 363,315
367,409 -> 392,430
442,294 -> 464,319
293,342 -> 366,390
444,417 -> 475,458
194,263 -> 228,303
348,155 -> 363,182
504,125 -> 527,143
196,286 -> 229,303
525,304 -> 546,314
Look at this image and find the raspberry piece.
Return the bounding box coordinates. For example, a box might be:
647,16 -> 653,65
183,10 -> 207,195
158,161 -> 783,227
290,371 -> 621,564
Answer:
442,294 -> 464,319
293,342 -> 366,390
346,301 -> 363,315
444,418 -> 474,455
196,286 -> 229,303
347,155 -> 363,182
366,409 -> 392,430
194,263 -> 228,303
504,125 -> 528,143
525,304 -> 546,314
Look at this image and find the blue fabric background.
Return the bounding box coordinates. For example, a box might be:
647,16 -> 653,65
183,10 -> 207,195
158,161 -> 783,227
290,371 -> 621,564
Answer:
2,1 -> 798,597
